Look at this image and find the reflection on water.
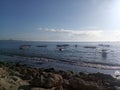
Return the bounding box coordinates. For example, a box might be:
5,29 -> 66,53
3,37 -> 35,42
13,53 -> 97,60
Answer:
0,41 -> 120,70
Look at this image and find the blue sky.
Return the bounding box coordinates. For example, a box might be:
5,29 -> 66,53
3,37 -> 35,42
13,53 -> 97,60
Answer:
0,0 -> 120,41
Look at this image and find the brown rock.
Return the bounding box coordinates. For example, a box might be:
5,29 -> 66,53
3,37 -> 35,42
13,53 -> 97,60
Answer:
62,79 -> 69,89
30,73 -> 63,89
43,73 -> 63,88
67,77 -> 104,90
54,86 -> 63,90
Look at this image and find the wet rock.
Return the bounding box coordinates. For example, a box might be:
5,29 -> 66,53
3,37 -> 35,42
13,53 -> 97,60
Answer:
67,77 -> 104,90
111,80 -> 120,86
44,68 -> 55,73
60,71 -> 73,79
79,72 -> 89,77
89,72 -> 115,81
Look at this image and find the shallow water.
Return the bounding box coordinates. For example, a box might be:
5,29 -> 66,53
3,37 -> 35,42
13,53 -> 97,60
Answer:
0,40 -> 120,77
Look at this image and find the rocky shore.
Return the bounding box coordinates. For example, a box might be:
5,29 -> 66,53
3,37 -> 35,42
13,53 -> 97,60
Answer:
0,61 -> 120,90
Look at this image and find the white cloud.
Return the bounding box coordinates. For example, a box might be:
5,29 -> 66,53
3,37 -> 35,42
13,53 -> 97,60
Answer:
38,28 -> 103,37
37,28 -> 120,41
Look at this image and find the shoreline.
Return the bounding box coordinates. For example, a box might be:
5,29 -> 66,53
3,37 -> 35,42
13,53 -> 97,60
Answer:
1,54 -> 120,80
0,61 -> 120,90
1,54 -> 120,69
1,54 -> 120,77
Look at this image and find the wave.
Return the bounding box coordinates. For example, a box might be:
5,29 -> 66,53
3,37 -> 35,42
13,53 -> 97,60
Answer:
0,49 -> 120,70
59,59 -> 120,70
4,54 -> 120,70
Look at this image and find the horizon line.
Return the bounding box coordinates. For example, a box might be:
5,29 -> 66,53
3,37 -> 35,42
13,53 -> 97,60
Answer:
0,39 -> 120,43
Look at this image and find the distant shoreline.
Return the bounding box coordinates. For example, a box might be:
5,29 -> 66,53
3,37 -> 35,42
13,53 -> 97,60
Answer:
0,39 -> 120,43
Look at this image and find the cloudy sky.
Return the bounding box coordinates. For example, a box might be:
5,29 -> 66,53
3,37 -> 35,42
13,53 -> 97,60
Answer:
0,0 -> 120,41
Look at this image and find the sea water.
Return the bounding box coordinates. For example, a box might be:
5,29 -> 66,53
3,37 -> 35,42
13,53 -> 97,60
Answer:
0,40 -> 120,77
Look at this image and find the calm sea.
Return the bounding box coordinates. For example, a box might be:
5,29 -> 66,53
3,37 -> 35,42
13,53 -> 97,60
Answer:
0,40 -> 120,76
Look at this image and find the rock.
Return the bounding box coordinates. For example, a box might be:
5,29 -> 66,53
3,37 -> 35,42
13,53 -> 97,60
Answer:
0,68 -> 9,78
30,73 -> 63,89
52,74 -> 63,86
60,71 -> 73,79
42,72 -> 48,78
111,80 -> 120,86
45,77 -> 55,88
11,76 -> 19,81
31,87 -> 53,90
44,68 -> 55,73
79,72 -> 87,76
54,86 -> 63,90
43,73 -> 63,88
89,72 -> 115,81
62,79 -> 69,89
30,74 -> 45,87
115,86 -> 120,90
0,86 -> 5,90
67,77 -> 104,90
0,61 -> 119,90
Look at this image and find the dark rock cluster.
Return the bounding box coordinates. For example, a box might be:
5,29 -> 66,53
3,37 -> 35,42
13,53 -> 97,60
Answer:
0,61 -> 120,90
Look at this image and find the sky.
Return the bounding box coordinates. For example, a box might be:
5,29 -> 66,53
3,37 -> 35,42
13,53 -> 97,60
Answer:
0,0 -> 120,42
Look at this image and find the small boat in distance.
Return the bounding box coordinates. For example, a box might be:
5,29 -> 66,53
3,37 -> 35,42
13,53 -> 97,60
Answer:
56,44 -> 69,51
98,44 -> 110,47
19,45 -> 31,50
56,44 -> 69,47
59,48 -> 64,51
101,49 -> 107,58
36,45 -> 47,47
75,45 -> 78,48
84,46 -> 96,49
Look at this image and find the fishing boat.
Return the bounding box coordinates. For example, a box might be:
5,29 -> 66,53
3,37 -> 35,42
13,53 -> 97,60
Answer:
101,49 -> 107,58
98,44 -> 110,47
56,44 -> 69,47
36,45 -> 47,47
59,48 -> 64,51
19,45 -> 31,50
84,46 -> 96,49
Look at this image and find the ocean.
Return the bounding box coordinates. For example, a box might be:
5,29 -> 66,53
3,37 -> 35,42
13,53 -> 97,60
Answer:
0,40 -> 120,77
